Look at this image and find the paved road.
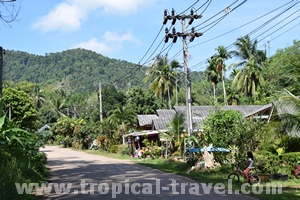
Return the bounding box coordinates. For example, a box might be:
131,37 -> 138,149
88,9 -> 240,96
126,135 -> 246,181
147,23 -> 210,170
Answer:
39,146 -> 257,200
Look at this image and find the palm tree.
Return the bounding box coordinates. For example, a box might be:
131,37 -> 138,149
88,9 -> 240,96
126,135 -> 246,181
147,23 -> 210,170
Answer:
167,112 -> 186,155
107,105 -> 136,144
276,90 -> 300,137
214,46 -> 231,105
144,55 -> 181,109
30,83 -> 45,109
205,57 -> 219,104
232,57 -> 265,101
50,97 -> 67,118
230,35 -> 267,102
231,35 -> 266,68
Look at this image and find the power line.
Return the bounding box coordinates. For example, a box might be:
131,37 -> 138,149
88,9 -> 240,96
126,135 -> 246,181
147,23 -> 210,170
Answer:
190,0 -> 296,48
113,1 -> 212,85
189,1 -> 300,71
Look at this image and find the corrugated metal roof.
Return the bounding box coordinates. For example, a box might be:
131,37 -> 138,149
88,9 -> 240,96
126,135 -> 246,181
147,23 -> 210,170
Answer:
156,109 -> 176,119
153,118 -> 172,130
136,105 -> 273,132
137,114 -> 158,126
175,105 -> 273,130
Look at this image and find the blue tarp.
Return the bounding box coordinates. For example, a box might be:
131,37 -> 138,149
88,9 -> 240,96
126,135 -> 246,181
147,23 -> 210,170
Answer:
189,147 -> 230,153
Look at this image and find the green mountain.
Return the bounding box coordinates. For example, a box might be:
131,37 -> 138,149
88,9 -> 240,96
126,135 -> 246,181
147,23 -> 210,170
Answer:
3,48 -> 148,93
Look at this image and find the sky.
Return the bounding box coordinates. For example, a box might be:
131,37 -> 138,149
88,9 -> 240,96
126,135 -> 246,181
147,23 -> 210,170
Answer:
1,0 -> 300,73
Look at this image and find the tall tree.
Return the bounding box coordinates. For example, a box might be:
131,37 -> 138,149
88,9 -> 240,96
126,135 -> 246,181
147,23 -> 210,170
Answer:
232,57 -> 265,102
107,105 -> 136,144
231,35 -> 266,68
230,35 -> 267,103
205,57 -> 219,104
126,87 -> 160,114
214,46 -> 231,105
144,55 -> 181,109
30,83 -> 46,109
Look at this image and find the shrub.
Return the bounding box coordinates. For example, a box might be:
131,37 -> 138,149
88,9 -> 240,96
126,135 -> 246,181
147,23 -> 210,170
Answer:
118,144 -> 130,155
280,152 -> 300,176
253,151 -> 280,175
108,145 -> 119,153
140,146 -> 164,159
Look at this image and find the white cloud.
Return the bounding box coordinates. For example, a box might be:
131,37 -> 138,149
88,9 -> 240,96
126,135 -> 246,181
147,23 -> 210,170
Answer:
33,0 -> 156,32
32,2 -> 85,32
72,31 -> 142,54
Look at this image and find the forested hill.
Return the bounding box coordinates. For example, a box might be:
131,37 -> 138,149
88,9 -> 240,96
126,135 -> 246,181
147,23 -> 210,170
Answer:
3,48 -> 148,93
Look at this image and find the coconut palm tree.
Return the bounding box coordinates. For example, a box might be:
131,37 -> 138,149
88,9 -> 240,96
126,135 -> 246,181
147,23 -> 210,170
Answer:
30,83 -> 45,109
232,57 -> 265,101
214,46 -> 232,105
276,90 -> 300,137
107,105 -> 136,144
231,35 -> 266,68
230,35 -> 267,102
144,55 -> 181,109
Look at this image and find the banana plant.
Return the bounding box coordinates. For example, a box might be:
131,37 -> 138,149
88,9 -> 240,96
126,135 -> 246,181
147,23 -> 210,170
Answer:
0,99 -> 31,149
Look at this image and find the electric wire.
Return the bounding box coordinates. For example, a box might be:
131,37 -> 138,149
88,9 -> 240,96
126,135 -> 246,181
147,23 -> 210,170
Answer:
191,0 -> 239,31
190,0 -> 295,48
254,9 -> 300,41
113,0 -> 215,84
178,0 -> 201,15
189,1 -> 300,71
269,21 -> 300,43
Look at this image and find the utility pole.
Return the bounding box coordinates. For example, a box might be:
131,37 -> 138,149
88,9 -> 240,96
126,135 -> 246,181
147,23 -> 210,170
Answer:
99,82 -> 103,122
0,46 -> 3,99
163,9 -> 202,137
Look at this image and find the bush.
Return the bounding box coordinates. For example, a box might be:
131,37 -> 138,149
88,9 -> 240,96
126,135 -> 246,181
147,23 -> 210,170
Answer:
253,151 -> 280,175
108,145 -> 119,153
0,156 -> 45,200
280,152 -> 300,176
118,144 -> 130,155
140,146 -> 164,159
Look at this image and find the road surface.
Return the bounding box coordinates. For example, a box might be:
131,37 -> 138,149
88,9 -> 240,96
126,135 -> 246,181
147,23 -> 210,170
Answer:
39,146 -> 257,200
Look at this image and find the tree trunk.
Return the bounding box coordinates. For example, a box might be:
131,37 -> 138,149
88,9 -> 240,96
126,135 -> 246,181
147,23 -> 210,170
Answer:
213,83 -> 216,105
222,68 -> 227,105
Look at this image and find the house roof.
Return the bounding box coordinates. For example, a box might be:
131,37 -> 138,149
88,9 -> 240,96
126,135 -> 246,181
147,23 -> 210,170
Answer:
174,105 -> 272,119
156,109 -> 176,119
38,124 -> 51,133
135,104 -> 273,133
124,130 -> 164,138
137,114 -> 158,127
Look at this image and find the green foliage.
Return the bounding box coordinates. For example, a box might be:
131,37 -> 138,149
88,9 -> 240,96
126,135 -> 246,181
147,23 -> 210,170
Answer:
253,151 -> 300,177
0,99 -> 47,199
118,144 -> 130,155
253,151 -> 279,175
52,117 -> 89,148
102,85 -> 126,118
203,109 -> 245,147
203,109 -> 261,166
281,136 -> 300,152
126,87 -> 160,114
2,87 -> 39,131
267,40 -> 300,96
281,152 -> 300,171
257,121 -> 282,153
108,145 -> 119,153
3,49 -> 148,93
140,146 -> 164,159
